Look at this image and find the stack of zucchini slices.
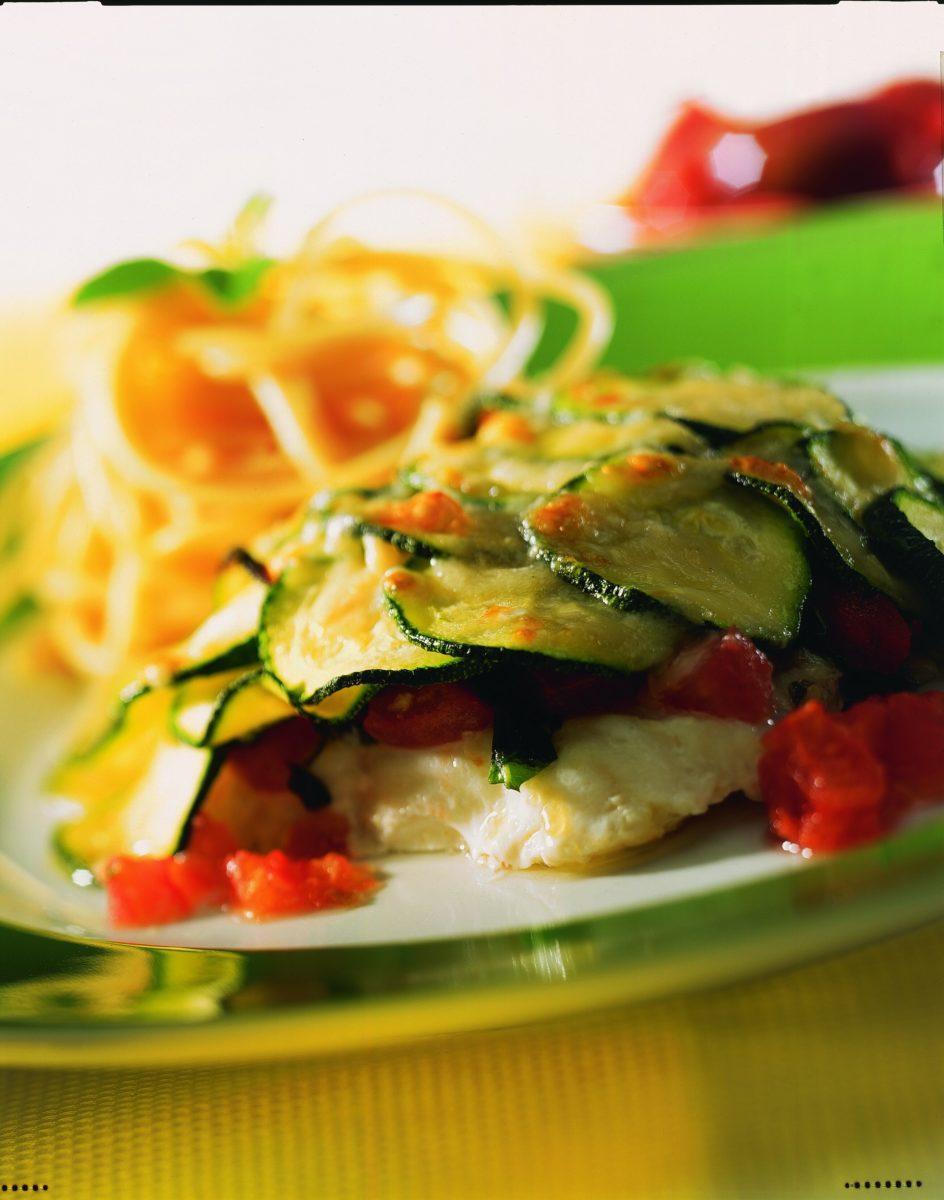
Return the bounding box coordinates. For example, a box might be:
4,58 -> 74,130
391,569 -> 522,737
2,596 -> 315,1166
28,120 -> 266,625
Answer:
52,365 -> 944,872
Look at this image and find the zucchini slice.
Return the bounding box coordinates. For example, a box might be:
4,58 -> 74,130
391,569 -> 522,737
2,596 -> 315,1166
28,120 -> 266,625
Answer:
405,416 -> 703,509
547,370 -> 847,438
726,425 -> 920,611
535,415 -> 704,461
168,581 -> 267,682
806,425 -> 939,520
384,558 -> 687,672
317,487 -> 526,561
307,685 -> 374,725
260,554 -> 469,706
864,488 -> 944,596
170,668 -> 297,747
49,684 -> 166,806
404,447 -> 589,510
55,741 -> 222,869
522,454 -> 810,644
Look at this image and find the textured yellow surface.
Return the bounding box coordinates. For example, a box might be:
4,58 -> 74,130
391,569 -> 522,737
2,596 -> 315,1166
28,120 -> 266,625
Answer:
0,921 -> 941,1200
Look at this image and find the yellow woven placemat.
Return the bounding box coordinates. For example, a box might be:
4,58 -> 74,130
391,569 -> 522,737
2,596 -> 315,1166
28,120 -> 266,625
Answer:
1,921 -> 941,1200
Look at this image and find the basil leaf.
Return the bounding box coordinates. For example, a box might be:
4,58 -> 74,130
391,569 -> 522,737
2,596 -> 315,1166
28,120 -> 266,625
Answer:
196,257 -> 274,307
73,258 -> 182,306
0,594 -> 38,644
0,439 -> 43,489
73,255 -> 275,309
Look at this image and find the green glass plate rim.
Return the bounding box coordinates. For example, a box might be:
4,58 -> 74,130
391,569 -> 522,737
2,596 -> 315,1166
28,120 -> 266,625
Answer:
0,808 -> 942,1062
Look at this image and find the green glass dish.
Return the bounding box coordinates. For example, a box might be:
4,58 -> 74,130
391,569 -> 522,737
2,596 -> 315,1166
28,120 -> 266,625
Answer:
1,198 -> 943,1066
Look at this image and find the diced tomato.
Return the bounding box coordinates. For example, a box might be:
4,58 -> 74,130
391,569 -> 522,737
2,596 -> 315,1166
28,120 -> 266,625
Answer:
104,857 -> 195,927
285,808 -> 351,858
165,852 -> 230,912
534,670 -> 640,722
624,79 -> 941,243
104,815 -> 238,926
815,583 -> 912,675
185,813 -> 240,858
842,691 -> 944,807
362,682 -> 492,748
759,700 -> 890,853
371,491 -> 471,536
647,630 -> 774,724
226,849 -> 376,920
227,717 -> 323,792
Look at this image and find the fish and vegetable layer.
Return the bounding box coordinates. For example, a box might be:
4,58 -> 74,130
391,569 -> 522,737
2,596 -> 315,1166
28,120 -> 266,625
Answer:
48,365 -> 944,925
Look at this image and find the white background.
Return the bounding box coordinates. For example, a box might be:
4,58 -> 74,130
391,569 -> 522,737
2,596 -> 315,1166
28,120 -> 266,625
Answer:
2,3 -> 943,296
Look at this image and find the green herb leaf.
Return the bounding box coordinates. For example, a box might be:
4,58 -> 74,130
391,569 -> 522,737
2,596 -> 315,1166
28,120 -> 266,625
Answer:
73,254 -> 275,310
0,439 -> 44,489
72,258 -> 183,306
0,594 -> 38,644
196,257 -> 275,307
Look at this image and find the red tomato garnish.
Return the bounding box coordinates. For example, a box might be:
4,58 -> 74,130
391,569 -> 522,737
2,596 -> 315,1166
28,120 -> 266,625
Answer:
362,682 -> 492,748
165,853 -> 231,912
647,630 -> 774,723
227,717 -> 323,792
759,700 -> 890,853
534,670 -> 640,722
371,491 -> 471,536
842,691 -> 944,807
185,813 -> 240,859
226,850 -> 376,920
285,809 -> 351,858
759,690 -> 944,854
104,815 -> 238,926
815,583 -> 912,675
624,79 -> 942,243
104,857 -> 195,927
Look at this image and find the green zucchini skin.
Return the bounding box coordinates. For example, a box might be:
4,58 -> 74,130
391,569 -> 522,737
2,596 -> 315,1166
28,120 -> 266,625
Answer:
169,668 -> 297,748
864,488 -> 944,598
521,456 -> 810,646
168,582 -> 268,683
318,486 -> 528,562
259,556 -> 477,707
726,432 -> 920,612
544,369 -> 849,436
52,679 -> 154,776
54,742 -> 225,872
476,671 -> 558,791
383,558 -> 687,675
170,640 -> 260,684
806,426 -> 940,521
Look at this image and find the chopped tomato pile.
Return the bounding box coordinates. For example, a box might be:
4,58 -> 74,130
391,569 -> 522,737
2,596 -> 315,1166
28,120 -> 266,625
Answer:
648,630 -> 774,724
362,681 -> 492,748
104,812 -> 376,927
759,691 -> 944,853
227,717 -> 323,791
624,78 -> 941,242
813,583 -> 913,676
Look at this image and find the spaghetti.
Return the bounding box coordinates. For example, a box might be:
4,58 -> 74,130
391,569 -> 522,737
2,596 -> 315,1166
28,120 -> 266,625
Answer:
16,193 -> 612,680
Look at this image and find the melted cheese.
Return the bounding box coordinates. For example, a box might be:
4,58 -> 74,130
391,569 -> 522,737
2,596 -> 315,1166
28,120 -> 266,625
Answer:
313,712 -> 761,869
